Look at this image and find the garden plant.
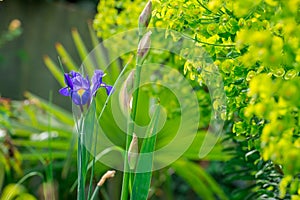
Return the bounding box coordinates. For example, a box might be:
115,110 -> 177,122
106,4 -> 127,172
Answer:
0,0 -> 299,200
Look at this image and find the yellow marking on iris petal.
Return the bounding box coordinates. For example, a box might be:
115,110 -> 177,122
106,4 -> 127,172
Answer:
100,83 -> 105,86
77,88 -> 85,97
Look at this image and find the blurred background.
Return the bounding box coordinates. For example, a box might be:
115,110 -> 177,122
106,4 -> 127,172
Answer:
0,0 -> 97,108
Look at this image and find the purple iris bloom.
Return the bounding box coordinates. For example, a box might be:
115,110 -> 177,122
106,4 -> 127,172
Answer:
59,70 -> 113,106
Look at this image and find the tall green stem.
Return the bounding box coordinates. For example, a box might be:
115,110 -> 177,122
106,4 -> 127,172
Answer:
78,133 -> 84,200
90,185 -> 100,200
76,116 -> 85,200
87,55 -> 133,200
120,7 -> 151,196
131,62 -> 142,120
120,60 -> 143,200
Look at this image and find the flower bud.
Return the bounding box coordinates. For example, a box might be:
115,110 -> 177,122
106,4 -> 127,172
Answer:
137,31 -> 152,62
120,70 -> 134,113
97,170 -> 116,186
128,133 -> 138,170
138,1 -> 152,36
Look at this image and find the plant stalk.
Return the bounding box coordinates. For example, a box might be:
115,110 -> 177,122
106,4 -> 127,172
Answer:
90,185 -> 100,200
120,60 -> 143,200
77,116 -> 85,200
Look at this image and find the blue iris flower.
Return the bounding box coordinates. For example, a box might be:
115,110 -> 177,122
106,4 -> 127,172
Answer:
59,70 -> 113,106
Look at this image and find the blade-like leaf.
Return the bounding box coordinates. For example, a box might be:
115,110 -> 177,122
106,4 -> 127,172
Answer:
131,104 -> 161,200
172,158 -> 228,200
24,92 -> 74,126
43,55 -> 65,86
21,151 -> 73,161
88,21 -> 107,68
13,140 -> 70,150
71,28 -> 94,75
55,43 -> 78,71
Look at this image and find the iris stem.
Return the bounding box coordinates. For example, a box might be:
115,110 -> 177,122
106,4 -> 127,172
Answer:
77,115 -> 85,200
96,55 -> 133,122
85,56 -> 133,200
121,59 -> 143,200
131,62 -> 142,120
90,185 -> 100,200
121,118 -> 133,200
77,132 -> 83,200
87,125 -> 97,200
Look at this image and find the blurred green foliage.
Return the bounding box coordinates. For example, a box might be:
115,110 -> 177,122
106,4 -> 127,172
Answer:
0,93 -> 76,198
94,0 -> 300,199
0,183 -> 36,200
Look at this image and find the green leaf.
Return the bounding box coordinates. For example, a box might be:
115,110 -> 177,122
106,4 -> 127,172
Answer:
82,100 -> 97,177
55,43 -> 78,71
24,92 -> 74,126
71,28 -> 95,75
13,140 -> 70,150
0,184 -> 26,200
43,55 -> 65,86
0,162 -> 4,191
88,22 -> 107,68
21,151 -> 73,161
131,104 -> 161,200
183,132 -> 231,161
172,158 -> 228,200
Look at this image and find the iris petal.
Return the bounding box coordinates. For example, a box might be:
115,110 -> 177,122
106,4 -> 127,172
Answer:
64,73 -> 73,89
59,87 -> 70,96
71,93 -> 81,105
91,70 -> 105,95
83,76 -> 90,89
60,70 -> 112,106
70,71 -> 80,78
92,70 -> 104,85
80,90 -> 91,105
71,89 -> 91,105
73,76 -> 90,91
72,77 -> 82,90
105,85 -> 114,95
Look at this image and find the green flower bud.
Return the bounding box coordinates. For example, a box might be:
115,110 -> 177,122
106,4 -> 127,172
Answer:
128,133 -> 138,170
120,70 -> 134,112
284,69 -> 298,80
138,1 -> 152,36
137,31 -> 152,62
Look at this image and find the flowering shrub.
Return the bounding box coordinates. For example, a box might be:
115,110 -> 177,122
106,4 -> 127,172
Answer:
94,0 -> 300,199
